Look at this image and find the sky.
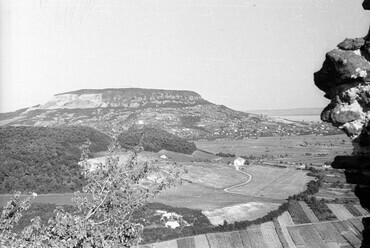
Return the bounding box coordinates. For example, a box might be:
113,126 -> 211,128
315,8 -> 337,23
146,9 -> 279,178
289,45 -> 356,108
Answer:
1,0 -> 369,113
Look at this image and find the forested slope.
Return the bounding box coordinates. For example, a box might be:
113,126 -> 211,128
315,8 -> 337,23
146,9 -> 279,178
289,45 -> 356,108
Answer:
117,126 -> 197,155
0,126 -> 111,193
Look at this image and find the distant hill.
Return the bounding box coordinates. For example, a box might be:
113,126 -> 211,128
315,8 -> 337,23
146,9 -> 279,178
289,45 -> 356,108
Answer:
0,126 -> 111,193
117,126 -> 197,154
0,88 -> 338,139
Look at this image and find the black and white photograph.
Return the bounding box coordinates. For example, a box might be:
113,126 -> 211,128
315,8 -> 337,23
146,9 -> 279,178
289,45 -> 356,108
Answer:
1,0 -> 370,247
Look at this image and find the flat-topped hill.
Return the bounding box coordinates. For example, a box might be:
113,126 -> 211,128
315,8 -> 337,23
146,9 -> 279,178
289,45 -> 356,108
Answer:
38,88 -> 209,110
0,87 -> 338,139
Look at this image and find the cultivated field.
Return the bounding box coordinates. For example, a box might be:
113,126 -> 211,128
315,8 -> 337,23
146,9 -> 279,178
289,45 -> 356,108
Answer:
327,204 -> 355,220
315,188 -> 357,201
143,215 -> 366,248
298,201 -> 320,223
354,204 -> 370,216
153,160 -> 310,224
232,165 -> 312,199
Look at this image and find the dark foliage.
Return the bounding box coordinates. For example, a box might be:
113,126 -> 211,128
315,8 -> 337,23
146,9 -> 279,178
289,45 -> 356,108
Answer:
117,126 -> 197,154
287,200 -> 311,224
5,203 -> 78,234
0,126 -> 111,193
1,201 -> 212,245
180,116 -> 201,127
133,203 -> 212,244
216,152 -> 235,158
305,197 -> 337,221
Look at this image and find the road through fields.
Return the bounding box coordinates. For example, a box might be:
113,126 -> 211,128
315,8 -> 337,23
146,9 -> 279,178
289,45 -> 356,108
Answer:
224,164 -> 253,195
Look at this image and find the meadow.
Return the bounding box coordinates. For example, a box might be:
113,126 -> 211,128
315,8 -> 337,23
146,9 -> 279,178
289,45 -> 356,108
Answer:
232,165 -> 312,199
195,134 -> 352,165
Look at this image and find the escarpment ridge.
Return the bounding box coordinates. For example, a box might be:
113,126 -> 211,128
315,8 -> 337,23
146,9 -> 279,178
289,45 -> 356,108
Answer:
34,88 -> 209,110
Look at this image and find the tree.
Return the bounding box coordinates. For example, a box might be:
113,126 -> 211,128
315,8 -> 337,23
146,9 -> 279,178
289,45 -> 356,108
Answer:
0,138 -> 183,247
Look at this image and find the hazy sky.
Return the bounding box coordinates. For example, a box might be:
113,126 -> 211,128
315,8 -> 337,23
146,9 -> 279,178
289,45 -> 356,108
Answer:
1,0 -> 369,113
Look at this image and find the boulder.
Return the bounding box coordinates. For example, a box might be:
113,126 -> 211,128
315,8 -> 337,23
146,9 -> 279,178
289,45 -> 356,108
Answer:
314,49 -> 370,95
337,38 -> 365,50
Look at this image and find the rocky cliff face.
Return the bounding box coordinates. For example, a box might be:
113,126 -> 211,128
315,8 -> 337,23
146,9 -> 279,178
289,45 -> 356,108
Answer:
32,88 -> 208,110
314,1 -> 370,246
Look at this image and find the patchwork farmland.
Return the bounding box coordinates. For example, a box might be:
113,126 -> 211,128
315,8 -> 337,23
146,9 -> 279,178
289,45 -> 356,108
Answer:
1,134 -> 361,246
142,202 -> 369,248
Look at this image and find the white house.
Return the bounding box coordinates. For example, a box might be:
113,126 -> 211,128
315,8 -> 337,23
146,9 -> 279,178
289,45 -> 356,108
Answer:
234,157 -> 246,166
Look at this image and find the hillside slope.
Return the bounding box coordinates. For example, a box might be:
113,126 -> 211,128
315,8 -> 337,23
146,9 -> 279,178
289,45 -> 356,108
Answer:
0,126 -> 111,193
117,126 -> 197,154
0,88 -> 337,139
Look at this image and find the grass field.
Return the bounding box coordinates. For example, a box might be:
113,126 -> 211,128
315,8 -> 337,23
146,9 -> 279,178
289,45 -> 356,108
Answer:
295,225 -> 329,248
232,165 -> 312,199
274,215 -> 295,248
202,202 -> 280,225
153,159 -> 310,224
151,181 -> 282,209
315,188 -> 357,201
277,211 -> 294,226
260,222 -> 283,248
195,134 -> 352,166
179,162 -> 247,189
313,222 -> 347,244
326,204 -> 355,220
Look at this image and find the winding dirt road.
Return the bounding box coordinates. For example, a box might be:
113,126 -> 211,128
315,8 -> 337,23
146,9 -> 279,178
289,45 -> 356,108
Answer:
224,164 -> 253,194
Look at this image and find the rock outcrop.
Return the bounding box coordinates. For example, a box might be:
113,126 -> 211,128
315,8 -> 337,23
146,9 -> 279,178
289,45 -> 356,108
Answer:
314,2 -> 370,246
33,88 -> 209,110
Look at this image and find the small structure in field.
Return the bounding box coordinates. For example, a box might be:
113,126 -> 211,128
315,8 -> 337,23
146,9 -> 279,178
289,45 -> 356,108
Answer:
79,159 -> 104,172
233,157 -> 246,166
160,154 -> 167,159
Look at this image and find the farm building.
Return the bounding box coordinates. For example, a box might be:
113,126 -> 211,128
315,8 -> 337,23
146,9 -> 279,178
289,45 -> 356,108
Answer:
233,157 -> 246,166
160,154 -> 167,159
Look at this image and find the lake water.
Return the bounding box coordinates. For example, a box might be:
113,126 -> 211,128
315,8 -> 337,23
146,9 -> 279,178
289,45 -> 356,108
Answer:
276,115 -> 321,122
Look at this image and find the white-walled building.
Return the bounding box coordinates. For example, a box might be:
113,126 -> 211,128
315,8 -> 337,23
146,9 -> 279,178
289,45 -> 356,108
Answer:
234,157 -> 246,166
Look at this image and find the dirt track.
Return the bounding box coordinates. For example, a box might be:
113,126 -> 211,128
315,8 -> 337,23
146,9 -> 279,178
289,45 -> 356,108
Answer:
224,164 -> 253,194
